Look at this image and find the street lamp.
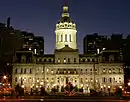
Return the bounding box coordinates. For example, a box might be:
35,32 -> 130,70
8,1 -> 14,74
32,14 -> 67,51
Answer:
128,82 -> 130,86
3,75 -> 7,79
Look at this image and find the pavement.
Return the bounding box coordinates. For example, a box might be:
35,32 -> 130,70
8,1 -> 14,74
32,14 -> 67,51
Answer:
0,96 -> 130,102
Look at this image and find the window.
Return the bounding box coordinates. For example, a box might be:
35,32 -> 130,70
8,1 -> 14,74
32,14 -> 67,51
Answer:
15,68 -> 17,73
30,69 -> 32,74
44,59 -> 47,62
58,58 -> 60,63
87,59 -> 90,62
103,77 -> 106,82
15,77 -> 17,82
65,34 -> 67,42
92,59 -> 95,62
39,59 -> 42,62
64,58 -> 66,63
61,35 -> 63,42
103,69 -> 105,73
109,78 -> 112,83
109,69 -> 112,73
48,59 -> 51,62
74,58 -> 76,63
69,34 -> 71,42
68,58 -> 70,63
113,78 -> 115,81
51,70 -> 53,74
21,68 -> 23,73
57,78 -> 59,83
24,69 -> 26,74
83,59 -> 85,62
81,78 -> 83,83
113,68 -> 115,74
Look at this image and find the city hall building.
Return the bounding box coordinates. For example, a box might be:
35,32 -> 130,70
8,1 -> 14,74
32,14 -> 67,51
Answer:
12,5 -> 124,93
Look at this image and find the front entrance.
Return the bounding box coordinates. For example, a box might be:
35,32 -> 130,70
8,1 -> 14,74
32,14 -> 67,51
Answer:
56,75 -> 79,87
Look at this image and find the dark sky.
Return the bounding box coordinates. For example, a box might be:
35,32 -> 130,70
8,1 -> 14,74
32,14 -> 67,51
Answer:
0,0 -> 130,54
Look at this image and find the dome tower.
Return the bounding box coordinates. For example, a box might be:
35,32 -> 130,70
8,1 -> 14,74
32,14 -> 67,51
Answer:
55,4 -> 77,50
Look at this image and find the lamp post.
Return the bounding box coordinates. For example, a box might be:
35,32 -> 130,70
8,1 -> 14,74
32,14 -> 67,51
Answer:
93,48 -> 106,91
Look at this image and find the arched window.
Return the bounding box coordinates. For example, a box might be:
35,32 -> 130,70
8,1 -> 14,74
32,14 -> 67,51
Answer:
69,34 -> 71,42
65,34 -> 67,42
61,35 -> 63,42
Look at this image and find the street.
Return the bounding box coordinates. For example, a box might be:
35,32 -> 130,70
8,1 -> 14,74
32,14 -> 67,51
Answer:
0,96 -> 130,102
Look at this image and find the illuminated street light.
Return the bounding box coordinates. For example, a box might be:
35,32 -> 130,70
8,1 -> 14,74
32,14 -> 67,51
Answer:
3,76 -> 7,79
128,82 -> 130,86
119,85 -> 122,89
108,86 -> 110,88
21,85 -> 24,88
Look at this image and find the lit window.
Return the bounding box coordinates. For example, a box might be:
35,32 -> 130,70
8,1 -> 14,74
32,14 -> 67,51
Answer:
103,69 -> 105,73
68,70 -> 70,74
29,48 -> 31,50
109,69 -> 112,73
47,69 -> 49,73
64,58 -> 66,63
86,78 -> 88,82
58,58 -> 60,63
64,70 -> 66,74
47,78 -> 48,82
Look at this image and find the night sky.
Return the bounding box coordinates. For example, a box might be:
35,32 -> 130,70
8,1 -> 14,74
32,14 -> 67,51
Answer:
0,0 -> 130,54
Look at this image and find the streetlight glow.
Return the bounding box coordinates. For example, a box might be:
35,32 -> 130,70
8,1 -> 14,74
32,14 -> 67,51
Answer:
3,76 -> 7,79
128,82 -> 130,86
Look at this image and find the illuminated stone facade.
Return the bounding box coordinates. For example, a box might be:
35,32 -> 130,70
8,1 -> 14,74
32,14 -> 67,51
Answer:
12,5 -> 124,93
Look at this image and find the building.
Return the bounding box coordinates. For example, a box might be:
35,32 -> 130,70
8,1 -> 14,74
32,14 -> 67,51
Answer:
21,31 -> 44,56
83,33 -> 107,54
12,4 -> 124,93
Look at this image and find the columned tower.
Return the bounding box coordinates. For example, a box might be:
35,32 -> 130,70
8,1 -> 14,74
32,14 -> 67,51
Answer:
55,4 -> 77,50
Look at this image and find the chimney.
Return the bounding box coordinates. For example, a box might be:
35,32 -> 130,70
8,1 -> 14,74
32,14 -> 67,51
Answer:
7,17 -> 11,28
